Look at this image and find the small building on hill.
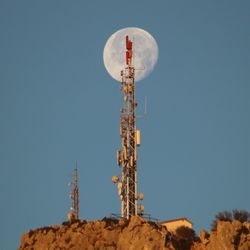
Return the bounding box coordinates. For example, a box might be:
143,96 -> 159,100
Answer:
161,218 -> 193,232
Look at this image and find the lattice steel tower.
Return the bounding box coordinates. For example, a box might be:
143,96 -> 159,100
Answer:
69,166 -> 79,220
112,36 -> 144,219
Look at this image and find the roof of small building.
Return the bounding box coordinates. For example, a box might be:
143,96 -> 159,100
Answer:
160,217 -> 193,226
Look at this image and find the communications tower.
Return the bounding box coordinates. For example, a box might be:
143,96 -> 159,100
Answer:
69,166 -> 79,220
112,36 -> 144,219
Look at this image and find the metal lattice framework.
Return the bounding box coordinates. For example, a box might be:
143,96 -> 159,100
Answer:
113,35 -> 144,219
70,167 -> 79,220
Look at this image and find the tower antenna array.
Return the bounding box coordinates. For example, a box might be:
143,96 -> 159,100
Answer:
113,35 -> 144,219
69,164 -> 80,220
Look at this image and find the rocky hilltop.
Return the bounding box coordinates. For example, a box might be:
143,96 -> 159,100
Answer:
19,216 -> 250,250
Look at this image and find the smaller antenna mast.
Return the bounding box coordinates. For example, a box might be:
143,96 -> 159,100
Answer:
69,163 -> 80,220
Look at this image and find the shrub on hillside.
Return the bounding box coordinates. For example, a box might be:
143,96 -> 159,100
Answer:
172,226 -> 196,250
232,209 -> 250,223
211,211 -> 232,231
211,209 -> 250,231
175,226 -> 196,240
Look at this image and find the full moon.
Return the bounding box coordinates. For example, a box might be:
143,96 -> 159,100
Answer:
103,27 -> 159,82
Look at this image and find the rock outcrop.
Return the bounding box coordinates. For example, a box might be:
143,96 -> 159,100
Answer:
193,220 -> 250,250
19,216 -> 169,250
19,217 -> 250,250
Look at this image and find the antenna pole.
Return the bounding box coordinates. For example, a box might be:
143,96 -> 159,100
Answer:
70,164 -> 79,220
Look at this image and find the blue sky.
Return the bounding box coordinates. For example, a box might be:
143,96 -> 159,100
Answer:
0,1 -> 249,249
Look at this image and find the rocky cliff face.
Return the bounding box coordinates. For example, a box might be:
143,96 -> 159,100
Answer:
193,220 -> 250,250
19,217 -> 250,250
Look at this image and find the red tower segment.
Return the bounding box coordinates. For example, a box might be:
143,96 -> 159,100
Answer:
126,35 -> 133,65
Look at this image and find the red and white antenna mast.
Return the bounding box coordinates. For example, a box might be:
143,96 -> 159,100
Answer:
112,36 -> 144,219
